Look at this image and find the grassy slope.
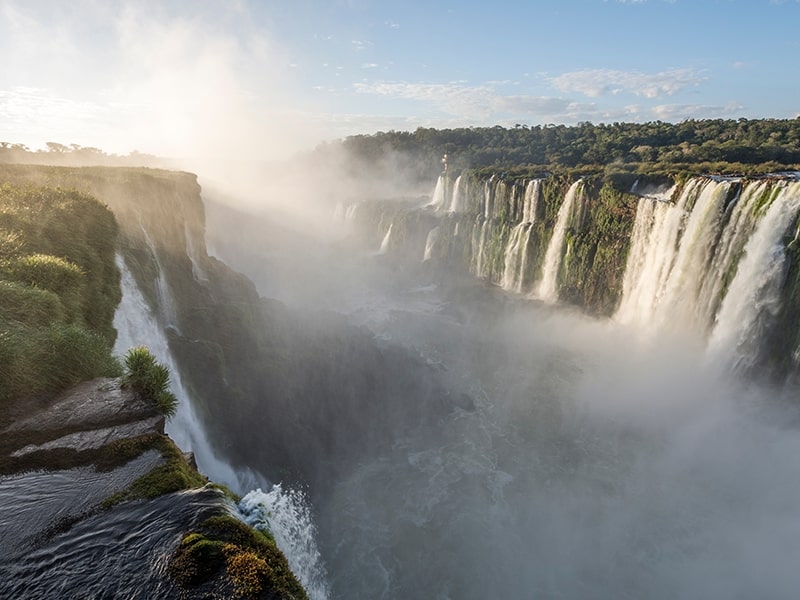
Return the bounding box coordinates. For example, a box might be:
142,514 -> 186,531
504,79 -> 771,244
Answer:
0,183 -> 121,411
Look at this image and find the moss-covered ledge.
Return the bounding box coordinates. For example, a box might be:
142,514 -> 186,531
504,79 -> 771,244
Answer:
169,513 -> 308,600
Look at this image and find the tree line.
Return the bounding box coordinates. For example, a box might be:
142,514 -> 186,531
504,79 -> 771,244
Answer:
324,118 -> 800,179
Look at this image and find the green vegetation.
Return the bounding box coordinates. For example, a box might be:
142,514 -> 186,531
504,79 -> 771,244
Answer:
122,346 -> 178,418
102,433 -> 207,507
0,184 -> 121,404
169,513 -> 308,599
331,118 -> 800,178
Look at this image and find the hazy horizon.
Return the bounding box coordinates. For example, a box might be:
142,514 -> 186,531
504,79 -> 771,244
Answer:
3,0 -> 800,163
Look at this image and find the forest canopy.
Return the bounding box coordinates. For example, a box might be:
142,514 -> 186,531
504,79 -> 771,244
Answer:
323,118 -> 800,180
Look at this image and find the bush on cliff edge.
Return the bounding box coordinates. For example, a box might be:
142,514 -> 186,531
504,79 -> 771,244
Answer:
122,346 -> 178,418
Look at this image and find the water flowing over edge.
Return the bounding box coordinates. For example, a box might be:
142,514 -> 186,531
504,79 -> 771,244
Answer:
112,253 -> 330,598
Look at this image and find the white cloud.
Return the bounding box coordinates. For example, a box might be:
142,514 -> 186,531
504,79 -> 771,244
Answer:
551,68 -> 706,98
0,1 -> 321,159
651,101 -> 744,121
354,80 -> 643,125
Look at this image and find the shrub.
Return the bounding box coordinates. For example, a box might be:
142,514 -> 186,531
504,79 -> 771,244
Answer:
0,281 -> 65,327
0,320 -> 121,403
122,346 -> 178,418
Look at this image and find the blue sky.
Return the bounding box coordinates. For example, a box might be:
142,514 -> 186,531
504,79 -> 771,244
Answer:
1,0 -> 799,159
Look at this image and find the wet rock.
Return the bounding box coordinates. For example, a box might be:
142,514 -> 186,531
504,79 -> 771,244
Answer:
4,377 -> 158,436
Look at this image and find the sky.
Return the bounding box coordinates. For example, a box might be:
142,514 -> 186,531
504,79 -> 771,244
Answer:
1,0 -> 799,160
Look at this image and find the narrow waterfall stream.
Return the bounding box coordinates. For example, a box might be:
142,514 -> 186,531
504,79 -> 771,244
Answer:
112,253 -> 331,600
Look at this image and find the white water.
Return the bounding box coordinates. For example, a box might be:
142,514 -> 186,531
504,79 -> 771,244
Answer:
483,176 -> 494,219
652,179 -> 732,333
536,180 -> 582,302
112,254 -> 240,490
448,174 -> 465,213
137,222 -> 179,328
472,220 -> 491,278
429,175 -> 447,210
184,222 -> 208,283
617,178 -> 800,356
113,252 -> 330,595
708,181 -> 800,370
423,226 -> 440,261
379,223 -> 393,254
501,180 -> 540,292
195,171 -> 800,600
240,486 -> 331,600
522,178 -> 540,223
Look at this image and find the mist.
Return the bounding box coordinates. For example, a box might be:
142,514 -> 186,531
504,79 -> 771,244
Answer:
195,163 -> 800,598
5,3 -> 800,598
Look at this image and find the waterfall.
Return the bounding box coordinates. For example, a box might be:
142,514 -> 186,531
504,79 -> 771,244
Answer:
483,176 -> 494,219
502,180 -> 541,292
616,180 -> 700,326
429,175 -> 447,210
379,223 -> 393,254
694,180 -> 768,325
616,178 -> 735,332
184,222 -> 208,283
240,485 -> 331,600
652,179 -> 733,333
423,226 -> 440,261
114,253 -> 330,597
708,181 -> 800,371
617,175 -> 800,371
448,174 -> 465,213
112,254 -> 240,490
522,178 -> 540,224
344,204 -> 359,225
138,221 -> 179,328
536,180 -> 582,302
472,219 -> 491,279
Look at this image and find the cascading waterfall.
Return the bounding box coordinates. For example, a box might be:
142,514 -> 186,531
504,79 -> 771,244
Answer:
113,254 -> 239,490
616,178 -> 729,332
707,181 -> 800,371
472,219 -> 491,279
616,176 -> 800,373
616,180 -> 702,327
448,174 -> 465,213
423,226 -> 440,261
184,222 -> 208,283
694,180 -> 769,325
113,253 -> 330,598
501,179 -> 540,292
651,179 -> 733,333
138,221 -> 179,328
379,223 -> 393,254
536,180 -> 582,302
429,175 -> 447,210
344,204 -> 359,224
483,176 -> 495,219
240,485 -> 331,600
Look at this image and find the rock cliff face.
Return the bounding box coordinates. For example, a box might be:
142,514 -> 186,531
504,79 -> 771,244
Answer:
346,170 -> 800,379
0,377 -> 208,597
0,164 -> 454,500
0,165 -> 311,599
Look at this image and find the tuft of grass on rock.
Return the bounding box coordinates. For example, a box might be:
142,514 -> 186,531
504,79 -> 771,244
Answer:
121,346 -> 178,418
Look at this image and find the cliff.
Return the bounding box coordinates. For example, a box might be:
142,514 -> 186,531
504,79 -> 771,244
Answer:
0,172 -> 308,599
346,169 -> 800,379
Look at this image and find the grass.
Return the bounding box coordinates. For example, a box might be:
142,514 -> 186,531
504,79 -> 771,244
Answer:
0,183 -> 121,405
121,346 -> 178,418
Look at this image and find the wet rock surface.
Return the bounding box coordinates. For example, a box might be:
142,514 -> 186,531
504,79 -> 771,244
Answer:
5,377 -> 159,436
